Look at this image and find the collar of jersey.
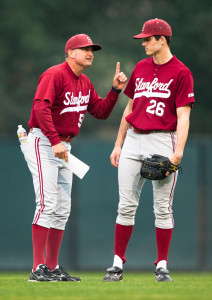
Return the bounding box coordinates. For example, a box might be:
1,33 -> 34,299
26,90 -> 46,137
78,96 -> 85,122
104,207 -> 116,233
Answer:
64,61 -> 80,80
152,55 -> 175,68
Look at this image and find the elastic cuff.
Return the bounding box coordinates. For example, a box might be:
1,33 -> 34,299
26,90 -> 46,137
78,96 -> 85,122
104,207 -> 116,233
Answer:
107,88 -> 120,101
112,86 -> 122,93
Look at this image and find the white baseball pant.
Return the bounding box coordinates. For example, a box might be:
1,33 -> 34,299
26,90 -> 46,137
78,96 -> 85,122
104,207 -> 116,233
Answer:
117,128 -> 178,229
21,128 -> 72,230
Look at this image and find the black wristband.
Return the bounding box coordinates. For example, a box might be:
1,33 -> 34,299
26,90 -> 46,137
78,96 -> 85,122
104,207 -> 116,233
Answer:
112,86 -> 122,93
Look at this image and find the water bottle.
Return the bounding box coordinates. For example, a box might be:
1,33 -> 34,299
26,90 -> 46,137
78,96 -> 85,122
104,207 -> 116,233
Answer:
17,125 -> 27,144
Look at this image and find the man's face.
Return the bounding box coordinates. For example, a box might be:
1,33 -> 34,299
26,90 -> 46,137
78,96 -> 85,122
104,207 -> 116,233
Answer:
72,46 -> 94,68
142,36 -> 162,56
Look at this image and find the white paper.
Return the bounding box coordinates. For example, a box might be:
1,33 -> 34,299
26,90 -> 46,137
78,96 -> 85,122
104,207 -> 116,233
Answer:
63,153 -> 90,179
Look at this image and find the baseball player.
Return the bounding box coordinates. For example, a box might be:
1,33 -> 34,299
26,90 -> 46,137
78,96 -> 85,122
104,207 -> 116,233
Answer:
103,19 -> 195,282
20,33 -> 127,282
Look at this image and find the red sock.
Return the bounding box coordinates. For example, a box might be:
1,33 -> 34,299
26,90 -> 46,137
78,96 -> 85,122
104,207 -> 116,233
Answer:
32,224 -> 49,271
114,223 -> 134,263
45,228 -> 64,270
155,227 -> 173,265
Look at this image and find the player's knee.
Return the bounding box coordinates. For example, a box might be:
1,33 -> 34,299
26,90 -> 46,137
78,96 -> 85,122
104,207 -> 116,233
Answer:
119,202 -> 137,215
154,199 -> 173,215
154,210 -> 173,228
117,204 -> 137,225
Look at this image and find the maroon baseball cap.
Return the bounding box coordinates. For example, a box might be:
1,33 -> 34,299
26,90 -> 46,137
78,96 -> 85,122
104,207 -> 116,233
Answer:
65,34 -> 102,53
133,19 -> 172,39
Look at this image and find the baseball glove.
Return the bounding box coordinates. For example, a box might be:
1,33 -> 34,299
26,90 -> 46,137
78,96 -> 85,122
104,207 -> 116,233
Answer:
140,154 -> 181,181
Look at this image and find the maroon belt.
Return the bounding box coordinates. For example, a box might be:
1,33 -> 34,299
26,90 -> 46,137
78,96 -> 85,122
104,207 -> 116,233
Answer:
30,129 -> 72,142
133,128 -> 152,134
59,136 -> 72,143
132,128 -> 168,134
129,125 -> 151,134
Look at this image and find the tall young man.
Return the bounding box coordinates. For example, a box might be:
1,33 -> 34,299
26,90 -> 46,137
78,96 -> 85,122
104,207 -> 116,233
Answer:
103,19 -> 195,282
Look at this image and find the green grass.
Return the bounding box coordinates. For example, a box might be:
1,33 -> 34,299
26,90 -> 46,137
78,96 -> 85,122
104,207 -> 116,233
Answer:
0,272 -> 211,300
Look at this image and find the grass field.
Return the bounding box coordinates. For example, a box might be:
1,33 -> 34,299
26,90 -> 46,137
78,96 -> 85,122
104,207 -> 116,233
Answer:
0,271 -> 211,300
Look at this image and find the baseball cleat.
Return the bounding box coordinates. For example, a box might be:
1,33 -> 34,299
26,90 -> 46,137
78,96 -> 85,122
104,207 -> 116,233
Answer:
51,265 -> 81,282
28,264 -> 61,282
155,267 -> 173,282
102,266 -> 123,282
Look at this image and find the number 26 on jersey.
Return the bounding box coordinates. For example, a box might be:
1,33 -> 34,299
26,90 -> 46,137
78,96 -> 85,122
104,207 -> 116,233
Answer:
146,100 -> 165,117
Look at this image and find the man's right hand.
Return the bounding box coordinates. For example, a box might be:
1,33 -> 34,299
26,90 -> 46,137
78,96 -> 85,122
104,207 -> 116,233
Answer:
52,143 -> 68,162
112,62 -> 127,90
110,145 -> 122,168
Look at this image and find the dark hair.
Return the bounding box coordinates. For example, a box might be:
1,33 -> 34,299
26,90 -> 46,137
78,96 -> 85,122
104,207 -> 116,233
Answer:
154,35 -> 171,47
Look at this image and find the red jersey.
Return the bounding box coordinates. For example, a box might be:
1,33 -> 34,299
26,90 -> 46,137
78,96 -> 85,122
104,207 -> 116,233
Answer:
124,56 -> 195,131
29,62 -> 119,145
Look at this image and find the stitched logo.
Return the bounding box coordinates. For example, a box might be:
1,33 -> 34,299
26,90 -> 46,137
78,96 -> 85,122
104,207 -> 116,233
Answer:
87,36 -> 92,44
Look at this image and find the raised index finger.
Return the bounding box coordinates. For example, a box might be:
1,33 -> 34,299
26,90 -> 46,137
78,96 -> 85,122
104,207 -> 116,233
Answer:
115,62 -> 120,75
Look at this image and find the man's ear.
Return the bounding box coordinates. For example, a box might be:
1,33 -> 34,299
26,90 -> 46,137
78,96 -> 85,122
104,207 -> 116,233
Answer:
160,36 -> 166,45
68,49 -> 74,58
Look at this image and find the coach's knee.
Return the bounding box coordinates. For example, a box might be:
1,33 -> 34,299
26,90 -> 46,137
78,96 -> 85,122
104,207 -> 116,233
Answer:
51,210 -> 71,230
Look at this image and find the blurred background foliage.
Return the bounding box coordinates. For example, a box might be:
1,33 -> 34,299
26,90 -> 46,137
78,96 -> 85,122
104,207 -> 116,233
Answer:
0,0 -> 211,137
